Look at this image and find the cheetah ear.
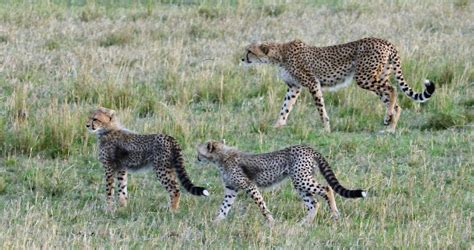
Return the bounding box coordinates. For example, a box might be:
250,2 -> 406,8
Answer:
99,107 -> 116,121
108,110 -> 117,121
259,44 -> 269,55
293,39 -> 304,44
207,141 -> 215,153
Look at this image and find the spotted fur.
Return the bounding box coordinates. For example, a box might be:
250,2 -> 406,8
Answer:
86,107 -> 208,211
242,37 -> 436,132
197,140 -> 366,224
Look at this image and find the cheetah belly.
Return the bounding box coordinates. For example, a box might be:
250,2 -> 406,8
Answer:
279,68 -> 300,87
254,167 -> 289,188
121,150 -> 154,171
322,71 -> 354,92
127,162 -> 154,172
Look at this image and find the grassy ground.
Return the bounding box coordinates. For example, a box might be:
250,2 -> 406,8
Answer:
0,0 -> 472,248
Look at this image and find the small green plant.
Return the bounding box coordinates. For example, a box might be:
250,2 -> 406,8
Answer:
454,0 -> 469,10
0,177 -> 7,194
99,31 -> 133,47
198,7 -> 219,19
45,39 -> 60,50
262,5 -> 286,17
188,24 -> 218,39
461,98 -> 474,107
0,35 -> 8,43
137,94 -> 157,118
80,7 -> 102,22
420,111 -> 465,130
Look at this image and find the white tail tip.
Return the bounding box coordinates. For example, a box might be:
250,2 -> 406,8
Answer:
361,191 -> 367,198
424,79 -> 431,85
203,190 -> 210,196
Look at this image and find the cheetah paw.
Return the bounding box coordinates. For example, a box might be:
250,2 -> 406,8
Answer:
323,125 -> 331,133
273,120 -> 286,128
213,215 -> 225,224
266,217 -> 275,227
105,204 -> 115,212
331,212 -> 340,221
299,217 -> 315,226
379,127 -> 396,134
384,114 -> 392,126
119,199 -> 128,207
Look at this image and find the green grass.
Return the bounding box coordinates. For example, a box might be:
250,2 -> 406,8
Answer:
0,0 -> 472,248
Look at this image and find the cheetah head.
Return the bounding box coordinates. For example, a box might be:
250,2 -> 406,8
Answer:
197,140 -> 226,163
241,42 -> 282,65
86,107 -> 120,134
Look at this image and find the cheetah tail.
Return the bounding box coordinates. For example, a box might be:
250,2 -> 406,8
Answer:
172,141 -> 209,197
314,152 -> 366,199
391,53 -> 435,103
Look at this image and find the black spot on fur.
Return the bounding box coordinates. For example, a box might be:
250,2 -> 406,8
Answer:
114,147 -> 129,161
240,164 -> 258,180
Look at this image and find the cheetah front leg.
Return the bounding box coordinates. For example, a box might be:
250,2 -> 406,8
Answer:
117,169 -> 128,207
104,167 -> 116,211
274,86 -> 302,128
307,81 -> 331,132
214,186 -> 238,223
246,184 -> 274,224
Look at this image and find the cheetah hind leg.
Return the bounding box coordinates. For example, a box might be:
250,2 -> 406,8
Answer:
297,191 -> 321,225
294,178 -> 339,222
155,165 -> 181,211
386,104 -> 401,133
324,186 -> 340,220
381,104 -> 401,133
380,85 -> 400,133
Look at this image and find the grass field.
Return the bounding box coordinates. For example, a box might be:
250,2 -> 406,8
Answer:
0,0 -> 473,248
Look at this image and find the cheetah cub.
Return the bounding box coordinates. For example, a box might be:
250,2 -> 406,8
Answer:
242,37 -> 436,132
197,140 -> 366,224
86,107 -> 209,211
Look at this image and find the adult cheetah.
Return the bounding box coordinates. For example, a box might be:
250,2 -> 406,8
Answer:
242,37 -> 435,132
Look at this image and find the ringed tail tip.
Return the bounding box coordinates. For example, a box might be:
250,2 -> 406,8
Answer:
424,79 -> 435,93
361,191 -> 367,198
203,189 -> 210,196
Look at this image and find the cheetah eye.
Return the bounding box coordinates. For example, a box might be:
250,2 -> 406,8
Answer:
207,143 -> 212,151
92,118 -> 98,122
